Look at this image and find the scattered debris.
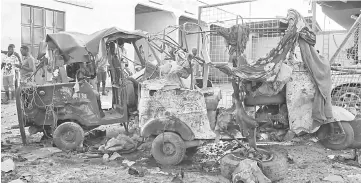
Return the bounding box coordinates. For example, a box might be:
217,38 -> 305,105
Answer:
283,131 -> 296,142
148,167 -> 168,175
8,179 -> 25,183
84,153 -> 102,158
128,166 -> 145,177
137,141 -> 152,151
346,174 -> 361,182
171,172 -> 184,183
123,159 -> 136,167
98,134 -> 137,153
109,152 -> 121,161
329,149 -> 361,168
309,137 -> 318,143
1,158 -> 15,173
22,147 -> 62,161
323,174 -> 344,182
287,153 -> 294,164
102,154 -> 109,162
232,159 -> 271,183
19,173 -> 33,182
195,141 -> 237,163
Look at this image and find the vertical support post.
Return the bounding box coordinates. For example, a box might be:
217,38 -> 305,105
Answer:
330,15 -> 361,64
312,1 -> 317,33
132,41 -> 145,67
197,6 -> 202,78
147,41 -> 161,66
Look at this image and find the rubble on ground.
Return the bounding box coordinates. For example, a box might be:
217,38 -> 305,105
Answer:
232,159 -> 271,183
98,134 -> 140,153
328,149 -> 361,168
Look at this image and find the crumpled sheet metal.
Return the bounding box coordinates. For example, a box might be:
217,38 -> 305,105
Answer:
138,81 -> 216,139
232,159 -> 271,183
252,63 -> 293,97
286,72 -> 320,134
287,72 -> 354,135
140,78 -> 181,90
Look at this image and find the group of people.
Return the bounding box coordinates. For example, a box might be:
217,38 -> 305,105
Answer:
95,39 -> 130,96
1,44 -> 35,104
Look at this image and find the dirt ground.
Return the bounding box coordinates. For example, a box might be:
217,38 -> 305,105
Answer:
1,100 -> 361,183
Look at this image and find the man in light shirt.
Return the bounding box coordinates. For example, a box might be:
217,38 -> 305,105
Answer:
117,40 -> 132,77
1,44 -> 20,104
2,44 -> 21,91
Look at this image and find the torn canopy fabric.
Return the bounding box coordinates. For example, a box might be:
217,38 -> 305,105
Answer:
215,9 -> 333,125
217,24 -> 250,56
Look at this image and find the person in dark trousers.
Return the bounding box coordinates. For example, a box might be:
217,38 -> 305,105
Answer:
1,44 -> 21,91
108,42 -> 121,86
96,55 -> 108,95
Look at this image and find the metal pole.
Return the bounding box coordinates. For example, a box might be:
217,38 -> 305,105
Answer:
199,0 -> 256,8
312,1 -> 317,32
330,15 -> 361,64
196,6 -> 201,77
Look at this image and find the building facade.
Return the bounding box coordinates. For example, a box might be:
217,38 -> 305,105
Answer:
1,0 -> 200,61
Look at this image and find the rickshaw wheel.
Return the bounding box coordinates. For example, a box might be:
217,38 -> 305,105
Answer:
151,132 -> 186,166
53,122 -> 85,150
317,122 -> 354,150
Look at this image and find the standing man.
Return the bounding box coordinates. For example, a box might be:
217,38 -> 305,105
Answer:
96,55 -> 108,95
15,46 -> 35,84
117,40 -> 132,77
2,44 -> 21,91
108,42 -> 121,86
1,44 -> 20,104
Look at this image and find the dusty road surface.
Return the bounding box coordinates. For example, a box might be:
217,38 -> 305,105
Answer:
2,101 -> 361,183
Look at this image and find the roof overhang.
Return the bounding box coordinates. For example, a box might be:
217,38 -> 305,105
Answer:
317,0 -> 361,30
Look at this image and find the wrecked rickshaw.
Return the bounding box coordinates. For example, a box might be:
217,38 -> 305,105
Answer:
15,27 -> 149,150
137,9 -> 357,174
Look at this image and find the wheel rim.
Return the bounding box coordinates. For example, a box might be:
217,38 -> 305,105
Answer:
162,142 -> 176,156
62,130 -> 76,142
336,92 -> 361,107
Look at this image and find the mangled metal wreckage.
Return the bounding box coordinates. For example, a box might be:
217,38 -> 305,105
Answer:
139,8 -> 358,166
16,27 -> 149,150
15,9 -> 357,172
214,9 -> 356,148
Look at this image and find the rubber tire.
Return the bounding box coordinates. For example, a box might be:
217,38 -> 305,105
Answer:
151,132 -> 186,166
317,122 -> 355,150
350,119 -> 361,148
261,151 -> 288,182
53,122 -> 85,150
